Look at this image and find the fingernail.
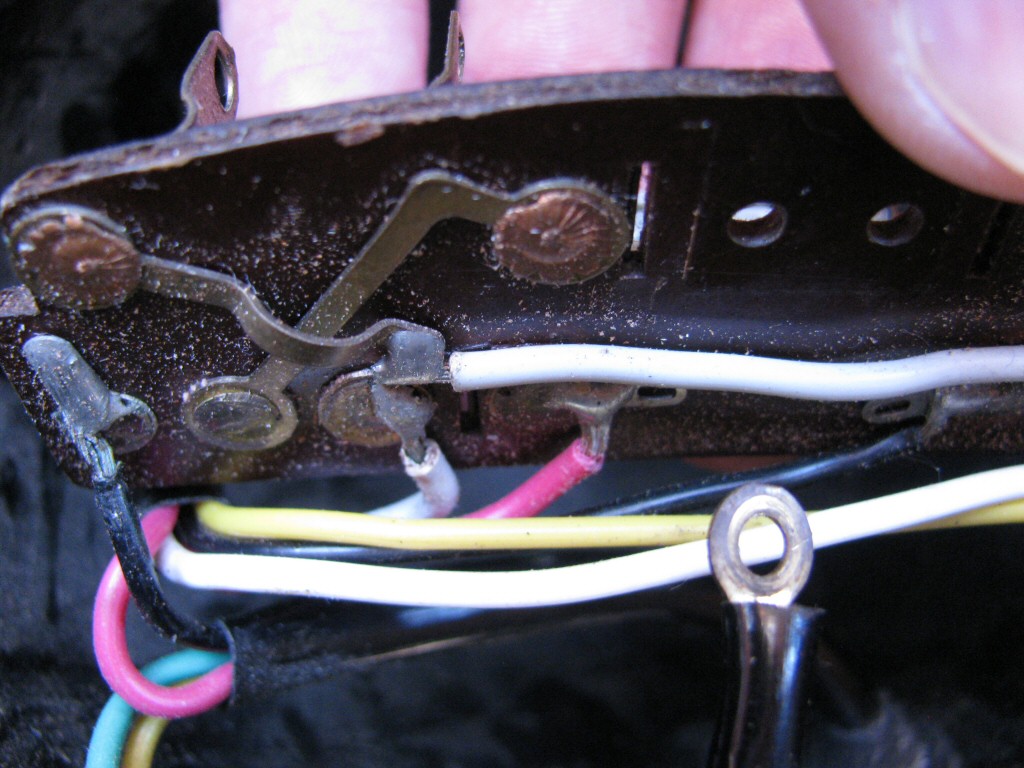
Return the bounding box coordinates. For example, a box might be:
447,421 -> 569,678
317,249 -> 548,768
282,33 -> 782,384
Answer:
900,0 -> 1024,176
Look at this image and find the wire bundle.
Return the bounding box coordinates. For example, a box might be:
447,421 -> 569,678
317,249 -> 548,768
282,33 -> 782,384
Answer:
86,649 -> 228,768
90,450 -> 1024,766
156,466 -> 1024,609
86,432 -> 610,763
89,466 -> 1024,765
86,341 -> 1024,765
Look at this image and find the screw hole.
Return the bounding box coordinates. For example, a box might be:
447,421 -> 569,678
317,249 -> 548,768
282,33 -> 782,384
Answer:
867,203 -> 923,247
214,50 -> 234,112
727,202 -> 787,248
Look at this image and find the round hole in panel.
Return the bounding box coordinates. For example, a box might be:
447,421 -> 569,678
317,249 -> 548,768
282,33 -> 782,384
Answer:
867,202 -> 924,247
727,202 -> 787,248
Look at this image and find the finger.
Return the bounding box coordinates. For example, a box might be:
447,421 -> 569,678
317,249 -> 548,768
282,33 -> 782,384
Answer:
801,0 -> 1024,202
219,0 -> 429,118
682,0 -> 830,70
457,0 -> 687,83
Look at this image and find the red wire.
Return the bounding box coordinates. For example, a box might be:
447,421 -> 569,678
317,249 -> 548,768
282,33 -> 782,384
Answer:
466,438 -> 604,519
92,505 -> 234,719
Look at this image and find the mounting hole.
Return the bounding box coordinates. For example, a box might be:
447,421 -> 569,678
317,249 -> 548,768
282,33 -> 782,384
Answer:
214,50 -> 234,112
867,203 -> 923,247
727,202 -> 787,248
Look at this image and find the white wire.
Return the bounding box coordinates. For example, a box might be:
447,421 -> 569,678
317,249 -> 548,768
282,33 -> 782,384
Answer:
157,464 -> 1024,610
447,344 -> 1024,401
370,440 -> 460,519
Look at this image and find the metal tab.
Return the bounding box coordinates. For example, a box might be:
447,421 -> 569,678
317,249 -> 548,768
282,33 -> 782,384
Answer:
21,334 -> 156,454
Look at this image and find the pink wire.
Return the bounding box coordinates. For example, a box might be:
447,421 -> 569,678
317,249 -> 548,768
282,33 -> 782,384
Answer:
92,505 -> 234,719
466,438 -> 604,520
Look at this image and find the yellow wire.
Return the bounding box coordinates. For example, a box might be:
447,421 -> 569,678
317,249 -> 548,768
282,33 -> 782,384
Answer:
197,500 -> 714,549
196,496 -> 1024,552
122,715 -> 169,768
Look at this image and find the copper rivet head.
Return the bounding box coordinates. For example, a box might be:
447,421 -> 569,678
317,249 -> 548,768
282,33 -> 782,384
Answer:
10,208 -> 141,310
491,187 -> 629,285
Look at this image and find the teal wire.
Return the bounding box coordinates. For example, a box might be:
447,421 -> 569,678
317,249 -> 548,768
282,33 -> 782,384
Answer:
85,649 -> 230,768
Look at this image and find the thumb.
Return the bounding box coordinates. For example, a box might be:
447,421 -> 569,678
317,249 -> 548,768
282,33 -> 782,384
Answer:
801,0 -> 1024,203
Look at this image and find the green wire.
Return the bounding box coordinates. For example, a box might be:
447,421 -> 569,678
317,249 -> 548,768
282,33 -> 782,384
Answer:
85,649 -> 230,768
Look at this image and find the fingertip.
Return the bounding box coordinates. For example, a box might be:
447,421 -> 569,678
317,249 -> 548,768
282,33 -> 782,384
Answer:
458,0 -> 687,83
683,0 -> 831,70
219,0 -> 429,117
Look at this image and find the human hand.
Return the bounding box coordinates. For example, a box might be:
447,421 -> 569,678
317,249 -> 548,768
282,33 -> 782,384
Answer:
219,0 -> 1024,202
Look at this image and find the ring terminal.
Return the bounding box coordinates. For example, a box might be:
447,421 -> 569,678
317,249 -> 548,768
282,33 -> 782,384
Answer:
707,484 -> 822,768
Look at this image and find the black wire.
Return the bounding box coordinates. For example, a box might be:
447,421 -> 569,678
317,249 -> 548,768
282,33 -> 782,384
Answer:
577,427 -> 922,518
95,474 -> 230,650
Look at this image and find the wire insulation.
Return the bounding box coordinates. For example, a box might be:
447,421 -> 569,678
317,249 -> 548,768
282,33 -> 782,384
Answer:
181,430 -> 923,565
465,438 -> 603,519
448,344 -> 1024,400
85,649 -> 228,768
370,439 -> 460,519
122,714 -> 169,768
95,477 -> 228,649
93,506 -> 234,719
159,465 -> 1024,610
197,499 -> 711,549
908,499 -> 1024,531
584,428 -> 922,517
194,474 -> 1024,555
